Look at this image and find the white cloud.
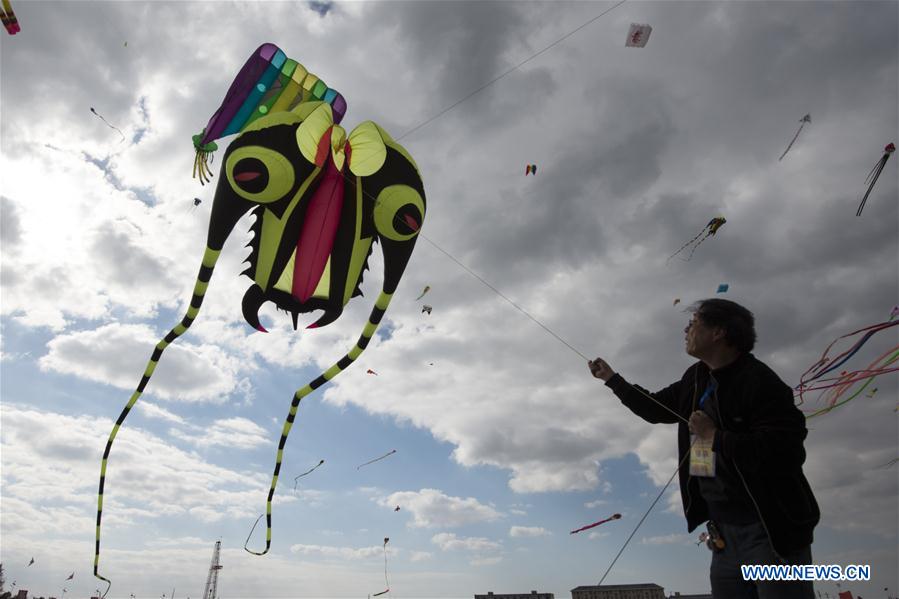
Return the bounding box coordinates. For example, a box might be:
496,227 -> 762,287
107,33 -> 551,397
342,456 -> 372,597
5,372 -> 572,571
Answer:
382,488 -> 502,528
641,533 -> 689,546
0,404 -> 271,543
171,416 -> 271,449
39,323 -> 250,402
409,550 -> 433,562
470,556 -> 503,566
431,532 -> 502,553
509,525 -> 550,538
290,543 -> 389,560
136,401 -> 186,424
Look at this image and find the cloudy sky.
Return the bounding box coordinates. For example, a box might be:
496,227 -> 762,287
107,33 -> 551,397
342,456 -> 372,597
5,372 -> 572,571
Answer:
1,1 -> 897,598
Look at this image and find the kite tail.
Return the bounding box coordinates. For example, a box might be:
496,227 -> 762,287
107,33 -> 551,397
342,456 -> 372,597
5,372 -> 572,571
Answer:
683,231 -> 712,262
666,228 -> 708,265
778,122 -> 805,161
94,247 -> 221,597
246,290 -> 395,556
856,155 -> 889,216
808,346 -> 899,418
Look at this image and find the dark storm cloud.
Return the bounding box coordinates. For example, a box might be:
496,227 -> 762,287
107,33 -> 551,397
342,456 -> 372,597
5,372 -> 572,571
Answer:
390,1 -> 528,104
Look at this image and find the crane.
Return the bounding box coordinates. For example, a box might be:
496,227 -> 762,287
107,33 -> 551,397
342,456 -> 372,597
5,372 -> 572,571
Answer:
202,540 -> 223,599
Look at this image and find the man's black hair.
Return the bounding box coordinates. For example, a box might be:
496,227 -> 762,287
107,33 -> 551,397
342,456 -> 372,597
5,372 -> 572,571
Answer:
689,298 -> 757,353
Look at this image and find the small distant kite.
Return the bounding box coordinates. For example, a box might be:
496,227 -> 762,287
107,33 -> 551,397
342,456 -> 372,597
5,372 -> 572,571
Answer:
716,284 -> 729,293
357,449 -> 396,470
673,298 -> 681,306
625,23 -> 652,47
366,369 -> 378,376
857,143 -> 895,216
421,304 -> 432,315
90,107 -> 125,142
778,114 -> 811,161
27,557 -> 34,567
185,197 -> 203,214
415,286 -> 431,301
865,387 -> 878,398
570,512 -> 621,534
293,459 -> 324,490
66,572 -> 75,581
666,216 -> 726,264
1,0 -> 20,34
394,506 -> 401,511
525,164 -> 537,176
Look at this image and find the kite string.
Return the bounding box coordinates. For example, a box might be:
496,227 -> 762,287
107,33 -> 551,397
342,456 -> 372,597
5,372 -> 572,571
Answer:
243,514 -> 265,552
419,234 -> 690,425
384,541 -> 390,598
597,440 -> 693,585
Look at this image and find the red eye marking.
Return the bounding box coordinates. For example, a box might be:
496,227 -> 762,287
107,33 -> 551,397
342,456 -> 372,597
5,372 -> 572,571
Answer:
235,172 -> 261,182
403,214 -> 420,231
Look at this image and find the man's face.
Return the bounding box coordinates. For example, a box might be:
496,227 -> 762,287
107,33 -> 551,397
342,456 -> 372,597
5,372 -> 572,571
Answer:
684,314 -> 717,358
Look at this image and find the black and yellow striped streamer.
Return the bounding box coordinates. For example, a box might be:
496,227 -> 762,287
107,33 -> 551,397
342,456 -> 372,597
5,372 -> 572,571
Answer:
244,290 -> 393,555
94,247 -> 221,597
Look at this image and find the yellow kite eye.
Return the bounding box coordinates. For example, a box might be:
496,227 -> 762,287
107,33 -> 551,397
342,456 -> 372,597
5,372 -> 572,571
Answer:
226,146 -> 296,204
373,184 -> 425,242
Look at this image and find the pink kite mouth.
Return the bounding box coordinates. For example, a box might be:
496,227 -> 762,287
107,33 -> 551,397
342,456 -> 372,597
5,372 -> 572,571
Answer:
291,160 -> 345,304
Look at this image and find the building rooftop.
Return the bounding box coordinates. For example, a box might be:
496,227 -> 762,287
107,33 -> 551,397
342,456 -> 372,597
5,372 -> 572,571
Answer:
572,584 -> 664,591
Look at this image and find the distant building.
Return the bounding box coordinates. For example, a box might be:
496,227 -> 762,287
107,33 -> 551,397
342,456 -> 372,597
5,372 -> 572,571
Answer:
668,594 -> 712,599
476,591 -> 554,599
571,583 -> 665,599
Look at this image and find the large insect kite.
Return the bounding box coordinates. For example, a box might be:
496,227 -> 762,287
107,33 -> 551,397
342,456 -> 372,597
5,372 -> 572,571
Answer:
1,0 -> 20,34
94,43 -> 426,595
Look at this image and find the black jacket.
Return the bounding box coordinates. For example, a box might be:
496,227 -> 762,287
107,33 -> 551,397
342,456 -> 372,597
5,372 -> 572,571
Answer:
605,352 -> 820,555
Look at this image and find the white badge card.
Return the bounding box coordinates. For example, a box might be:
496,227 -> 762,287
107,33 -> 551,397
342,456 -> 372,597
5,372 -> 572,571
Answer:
689,435 -> 716,477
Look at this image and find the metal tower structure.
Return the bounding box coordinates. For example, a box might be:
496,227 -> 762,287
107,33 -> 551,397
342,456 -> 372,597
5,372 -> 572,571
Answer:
202,540 -> 223,599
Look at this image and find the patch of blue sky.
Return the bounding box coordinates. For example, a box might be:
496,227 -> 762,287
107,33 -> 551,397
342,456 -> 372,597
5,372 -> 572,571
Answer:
132,96 -> 150,145
81,150 -> 158,207
375,318 -> 396,342
308,1 -> 333,17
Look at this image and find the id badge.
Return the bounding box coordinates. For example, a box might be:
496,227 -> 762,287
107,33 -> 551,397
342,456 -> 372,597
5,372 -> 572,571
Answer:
689,434 -> 716,477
